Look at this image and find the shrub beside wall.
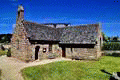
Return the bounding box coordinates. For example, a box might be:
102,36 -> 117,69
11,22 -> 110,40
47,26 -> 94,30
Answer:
0,69 -> 1,80
0,50 -> 7,56
7,48 -> 11,57
102,42 -> 120,50
105,52 -> 120,57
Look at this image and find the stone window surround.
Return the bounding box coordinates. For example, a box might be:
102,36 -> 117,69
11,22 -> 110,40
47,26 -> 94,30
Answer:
43,48 -> 46,53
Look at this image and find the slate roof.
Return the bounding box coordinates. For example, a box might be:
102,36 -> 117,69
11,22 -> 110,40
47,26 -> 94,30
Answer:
23,21 -> 99,44
59,24 -> 99,44
23,21 -> 59,41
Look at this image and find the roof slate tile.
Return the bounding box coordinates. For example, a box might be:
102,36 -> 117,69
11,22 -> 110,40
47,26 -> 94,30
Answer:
23,21 -> 99,44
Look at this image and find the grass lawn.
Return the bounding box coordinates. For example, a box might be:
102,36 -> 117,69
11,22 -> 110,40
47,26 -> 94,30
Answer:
21,56 -> 120,80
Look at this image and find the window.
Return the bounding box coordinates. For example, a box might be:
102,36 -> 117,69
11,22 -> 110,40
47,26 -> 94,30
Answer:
43,48 -> 46,53
49,44 -> 52,52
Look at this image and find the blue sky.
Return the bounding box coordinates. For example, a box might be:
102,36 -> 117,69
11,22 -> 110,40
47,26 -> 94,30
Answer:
0,0 -> 120,37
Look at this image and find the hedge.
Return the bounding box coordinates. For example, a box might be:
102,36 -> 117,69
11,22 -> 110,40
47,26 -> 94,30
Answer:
102,42 -> 120,50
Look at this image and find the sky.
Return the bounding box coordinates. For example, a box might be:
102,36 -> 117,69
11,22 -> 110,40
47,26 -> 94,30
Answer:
0,0 -> 120,37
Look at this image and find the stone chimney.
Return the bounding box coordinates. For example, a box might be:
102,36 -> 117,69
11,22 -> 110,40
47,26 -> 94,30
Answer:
17,4 -> 24,21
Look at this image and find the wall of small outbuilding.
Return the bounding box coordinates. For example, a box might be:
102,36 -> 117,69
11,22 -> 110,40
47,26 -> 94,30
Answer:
30,44 -> 62,60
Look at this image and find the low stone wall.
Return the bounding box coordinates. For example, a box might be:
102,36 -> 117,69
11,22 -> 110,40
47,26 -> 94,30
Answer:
3,45 -> 11,49
103,50 -> 120,54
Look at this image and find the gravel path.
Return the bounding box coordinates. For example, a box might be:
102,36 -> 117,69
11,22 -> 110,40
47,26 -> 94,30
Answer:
0,55 -> 72,80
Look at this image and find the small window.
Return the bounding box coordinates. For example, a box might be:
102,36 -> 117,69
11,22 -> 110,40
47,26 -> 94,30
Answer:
43,48 -> 46,53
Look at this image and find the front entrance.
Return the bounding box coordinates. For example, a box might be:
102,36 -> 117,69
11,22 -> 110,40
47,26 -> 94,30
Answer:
62,47 -> 66,57
35,46 -> 40,60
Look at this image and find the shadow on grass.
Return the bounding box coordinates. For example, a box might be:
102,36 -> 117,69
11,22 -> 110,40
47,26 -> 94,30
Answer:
101,69 -> 120,80
101,69 -> 112,75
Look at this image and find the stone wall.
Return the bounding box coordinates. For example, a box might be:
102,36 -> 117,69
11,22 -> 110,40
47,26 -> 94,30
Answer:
2,45 -> 11,49
66,47 -> 97,59
11,20 -> 33,61
95,43 -> 102,58
52,44 -> 62,57
31,44 -> 49,60
30,44 -> 62,60
95,28 -> 103,58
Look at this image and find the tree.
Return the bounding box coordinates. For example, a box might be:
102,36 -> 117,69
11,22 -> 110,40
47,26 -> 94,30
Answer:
101,32 -> 109,42
0,35 -> 9,43
113,36 -> 118,41
108,37 -> 110,41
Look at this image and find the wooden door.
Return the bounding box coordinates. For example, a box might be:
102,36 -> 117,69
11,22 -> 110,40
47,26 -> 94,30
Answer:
35,46 -> 40,60
62,47 -> 66,57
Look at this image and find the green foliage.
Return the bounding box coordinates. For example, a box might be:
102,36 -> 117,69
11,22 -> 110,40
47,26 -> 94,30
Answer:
0,50 -> 7,56
105,53 -> 120,57
21,56 -> 120,80
0,45 -> 5,50
101,32 -> 109,42
0,35 -> 9,43
112,36 -> 119,42
102,42 -> 120,50
105,53 -> 112,56
7,48 -> 11,57
0,69 -> 1,77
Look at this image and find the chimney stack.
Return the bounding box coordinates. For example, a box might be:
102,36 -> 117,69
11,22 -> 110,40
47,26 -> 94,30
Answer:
17,4 -> 24,21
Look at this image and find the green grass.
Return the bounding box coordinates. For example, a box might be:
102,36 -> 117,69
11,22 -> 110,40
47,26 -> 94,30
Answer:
21,56 -> 120,80
0,50 -> 7,56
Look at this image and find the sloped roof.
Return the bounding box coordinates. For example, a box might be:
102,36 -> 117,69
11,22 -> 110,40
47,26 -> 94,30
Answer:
59,24 -> 99,44
23,21 -> 99,44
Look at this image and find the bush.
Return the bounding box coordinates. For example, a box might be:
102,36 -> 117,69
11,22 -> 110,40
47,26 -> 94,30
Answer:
105,53 -> 112,56
0,69 -> 1,76
102,42 -> 120,50
0,45 -> 5,51
7,48 -> 11,57
112,53 -> 120,57
105,52 -> 120,57
0,50 -> 7,56
0,69 -> 1,80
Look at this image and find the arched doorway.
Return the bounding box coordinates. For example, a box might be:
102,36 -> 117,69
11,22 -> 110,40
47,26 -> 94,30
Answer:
35,46 -> 40,60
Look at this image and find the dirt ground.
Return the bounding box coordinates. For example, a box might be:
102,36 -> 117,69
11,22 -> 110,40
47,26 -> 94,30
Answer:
0,55 -> 72,80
